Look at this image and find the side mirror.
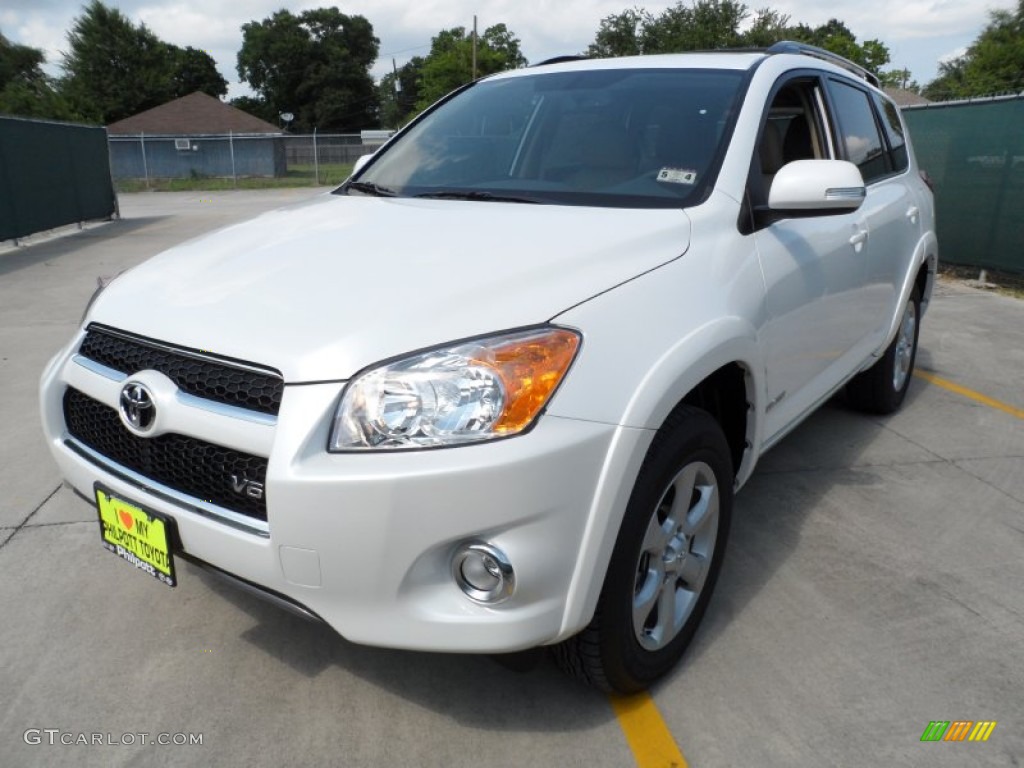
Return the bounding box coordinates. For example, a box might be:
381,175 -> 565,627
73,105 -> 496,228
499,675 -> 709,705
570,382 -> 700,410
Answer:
352,153 -> 374,175
769,160 -> 865,214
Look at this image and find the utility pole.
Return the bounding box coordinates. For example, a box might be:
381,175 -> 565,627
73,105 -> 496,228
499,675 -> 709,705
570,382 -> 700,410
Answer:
472,15 -> 478,80
390,58 -> 402,129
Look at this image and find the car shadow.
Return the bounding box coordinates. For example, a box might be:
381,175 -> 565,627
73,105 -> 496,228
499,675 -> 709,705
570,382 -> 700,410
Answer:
194,567 -> 614,731
192,372 -> 933,720
671,376 -> 932,677
0,216 -> 167,277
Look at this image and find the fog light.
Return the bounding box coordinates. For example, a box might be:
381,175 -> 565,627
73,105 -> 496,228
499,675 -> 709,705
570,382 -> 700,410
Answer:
452,542 -> 514,604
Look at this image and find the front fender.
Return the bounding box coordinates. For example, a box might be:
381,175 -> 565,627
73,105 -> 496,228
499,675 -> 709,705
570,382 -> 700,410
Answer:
549,315 -> 767,641
619,320 -> 763,455
547,216 -> 768,640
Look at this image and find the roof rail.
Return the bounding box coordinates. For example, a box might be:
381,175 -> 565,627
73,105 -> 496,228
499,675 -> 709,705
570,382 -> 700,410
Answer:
766,41 -> 880,88
532,55 -> 589,67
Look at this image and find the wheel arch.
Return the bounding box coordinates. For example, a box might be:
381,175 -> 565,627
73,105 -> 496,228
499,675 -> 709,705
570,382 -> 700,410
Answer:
556,325 -> 764,641
877,231 -> 937,359
618,323 -> 763,487
916,235 -> 938,316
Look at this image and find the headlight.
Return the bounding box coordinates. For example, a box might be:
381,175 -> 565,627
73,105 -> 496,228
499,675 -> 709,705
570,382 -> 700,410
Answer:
329,327 -> 581,451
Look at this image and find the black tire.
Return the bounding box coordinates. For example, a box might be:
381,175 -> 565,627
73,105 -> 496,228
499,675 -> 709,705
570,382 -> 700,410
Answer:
553,406 -> 733,693
846,286 -> 921,415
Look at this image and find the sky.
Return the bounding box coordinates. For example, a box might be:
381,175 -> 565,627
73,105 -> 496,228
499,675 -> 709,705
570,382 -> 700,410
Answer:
0,0 -> 1017,100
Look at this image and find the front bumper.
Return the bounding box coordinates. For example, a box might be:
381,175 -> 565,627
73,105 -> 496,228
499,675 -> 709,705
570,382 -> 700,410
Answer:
41,341 -> 645,652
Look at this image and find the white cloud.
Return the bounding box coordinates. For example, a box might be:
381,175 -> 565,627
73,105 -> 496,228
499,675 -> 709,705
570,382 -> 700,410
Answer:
136,4 -> 240,48
5,13 -> 69,69
938,46 -> 968,64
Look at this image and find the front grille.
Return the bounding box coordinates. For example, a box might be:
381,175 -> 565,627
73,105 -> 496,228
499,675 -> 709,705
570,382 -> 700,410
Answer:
79,325 -> 283,416
63,388 -> 268,521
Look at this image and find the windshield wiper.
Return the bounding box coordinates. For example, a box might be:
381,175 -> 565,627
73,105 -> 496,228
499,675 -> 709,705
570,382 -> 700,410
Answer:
414,190 -> 541,204
346,181 -> 397,197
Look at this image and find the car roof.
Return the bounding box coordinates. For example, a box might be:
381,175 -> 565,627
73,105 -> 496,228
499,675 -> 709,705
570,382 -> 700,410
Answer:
491,43 -> 881,89
491,52 -> 766,80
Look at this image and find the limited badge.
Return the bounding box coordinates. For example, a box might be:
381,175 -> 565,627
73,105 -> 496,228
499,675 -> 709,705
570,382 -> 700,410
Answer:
656,168 -> 697,185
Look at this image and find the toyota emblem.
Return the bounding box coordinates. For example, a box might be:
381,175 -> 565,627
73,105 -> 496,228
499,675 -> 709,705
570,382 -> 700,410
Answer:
119,382 -> 156,433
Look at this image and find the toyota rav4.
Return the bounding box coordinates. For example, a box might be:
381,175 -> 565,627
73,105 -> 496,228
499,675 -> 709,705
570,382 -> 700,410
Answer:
40,43 -> 937,692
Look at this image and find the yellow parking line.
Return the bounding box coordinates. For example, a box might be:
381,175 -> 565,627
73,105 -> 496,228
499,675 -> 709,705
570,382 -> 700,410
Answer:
914,370 -> 1024,420
610,693 -> 688,768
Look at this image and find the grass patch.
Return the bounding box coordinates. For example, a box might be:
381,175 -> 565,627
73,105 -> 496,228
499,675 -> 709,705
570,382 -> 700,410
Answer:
938,264 -> 1024,300
115,163 -> 354,193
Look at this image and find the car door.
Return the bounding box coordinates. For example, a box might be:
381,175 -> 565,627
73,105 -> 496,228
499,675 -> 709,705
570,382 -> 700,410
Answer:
751,75 -> 878,441
870,90 -> 924,335
824,79 -> 922,351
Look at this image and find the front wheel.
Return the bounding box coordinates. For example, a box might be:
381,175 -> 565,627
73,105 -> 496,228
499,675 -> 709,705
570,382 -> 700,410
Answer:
846,286 -> 921,414
553,406 -> 733,692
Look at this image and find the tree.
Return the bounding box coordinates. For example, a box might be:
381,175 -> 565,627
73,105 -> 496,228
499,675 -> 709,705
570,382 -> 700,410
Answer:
61,0 -> 175,122
923,58 -> 968,101
787,19 -> 891,72
587,9 -> 648,57
237,8 -> 379,132
584,5 -> 897,82
229,95 -> 277,124
642,0 -> 747,52
0,31 -> 78,120
0,30 -> 44,93
171,47 -> 228,99
772,17 -> 903,83
414,24 -> 527,112
378,56 -> 424,128
741,8 -> 792,48
482,23 -> 529,67
924,0 -> 1024,100
61,1 -> 230,124
878,68 -> 920,93
586,2 -> 748,57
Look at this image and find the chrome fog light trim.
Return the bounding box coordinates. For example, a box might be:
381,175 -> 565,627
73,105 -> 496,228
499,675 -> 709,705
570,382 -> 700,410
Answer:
452,542 -> 515,604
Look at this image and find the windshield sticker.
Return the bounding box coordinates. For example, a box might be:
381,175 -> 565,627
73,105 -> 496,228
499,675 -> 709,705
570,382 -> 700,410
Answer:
657,168 -> 697,185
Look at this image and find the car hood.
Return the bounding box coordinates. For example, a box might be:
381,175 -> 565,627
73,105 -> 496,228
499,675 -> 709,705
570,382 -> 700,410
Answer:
90,195 -> 691,382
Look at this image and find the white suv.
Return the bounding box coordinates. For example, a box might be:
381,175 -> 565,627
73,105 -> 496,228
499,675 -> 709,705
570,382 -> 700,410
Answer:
41,43 -> 937,692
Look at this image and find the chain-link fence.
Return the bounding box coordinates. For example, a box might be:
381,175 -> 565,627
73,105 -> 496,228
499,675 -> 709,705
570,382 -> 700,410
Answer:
903,94 -> 1024,274
108,132 -> 390,188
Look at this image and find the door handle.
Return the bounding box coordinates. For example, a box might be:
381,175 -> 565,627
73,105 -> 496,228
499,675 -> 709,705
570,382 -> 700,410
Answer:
906,206 -> 919,224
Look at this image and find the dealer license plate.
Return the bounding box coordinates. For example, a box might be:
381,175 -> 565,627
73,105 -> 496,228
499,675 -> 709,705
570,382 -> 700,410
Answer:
95,485 -> 177,587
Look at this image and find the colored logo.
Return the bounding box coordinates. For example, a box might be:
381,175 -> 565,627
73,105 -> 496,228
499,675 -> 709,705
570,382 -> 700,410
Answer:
921,721 -> 997,742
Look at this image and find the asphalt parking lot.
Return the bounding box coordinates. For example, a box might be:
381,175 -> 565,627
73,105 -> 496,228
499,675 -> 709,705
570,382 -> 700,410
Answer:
2,189 -> 1022,767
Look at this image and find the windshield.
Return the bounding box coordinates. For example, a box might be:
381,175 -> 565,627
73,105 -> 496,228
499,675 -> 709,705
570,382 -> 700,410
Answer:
344,68 -> 746,208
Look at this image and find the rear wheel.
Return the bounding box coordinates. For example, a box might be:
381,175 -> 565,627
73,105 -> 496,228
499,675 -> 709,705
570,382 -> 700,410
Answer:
553,406 -> 733,692
846,286 -> 921,414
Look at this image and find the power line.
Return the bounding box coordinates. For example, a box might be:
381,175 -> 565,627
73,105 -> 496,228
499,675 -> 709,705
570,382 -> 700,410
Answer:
379,43 -> 431,58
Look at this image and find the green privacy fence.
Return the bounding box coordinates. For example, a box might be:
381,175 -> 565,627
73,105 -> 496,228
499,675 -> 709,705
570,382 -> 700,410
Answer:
903,96 -> 1024,274
0,116 -> 117,242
